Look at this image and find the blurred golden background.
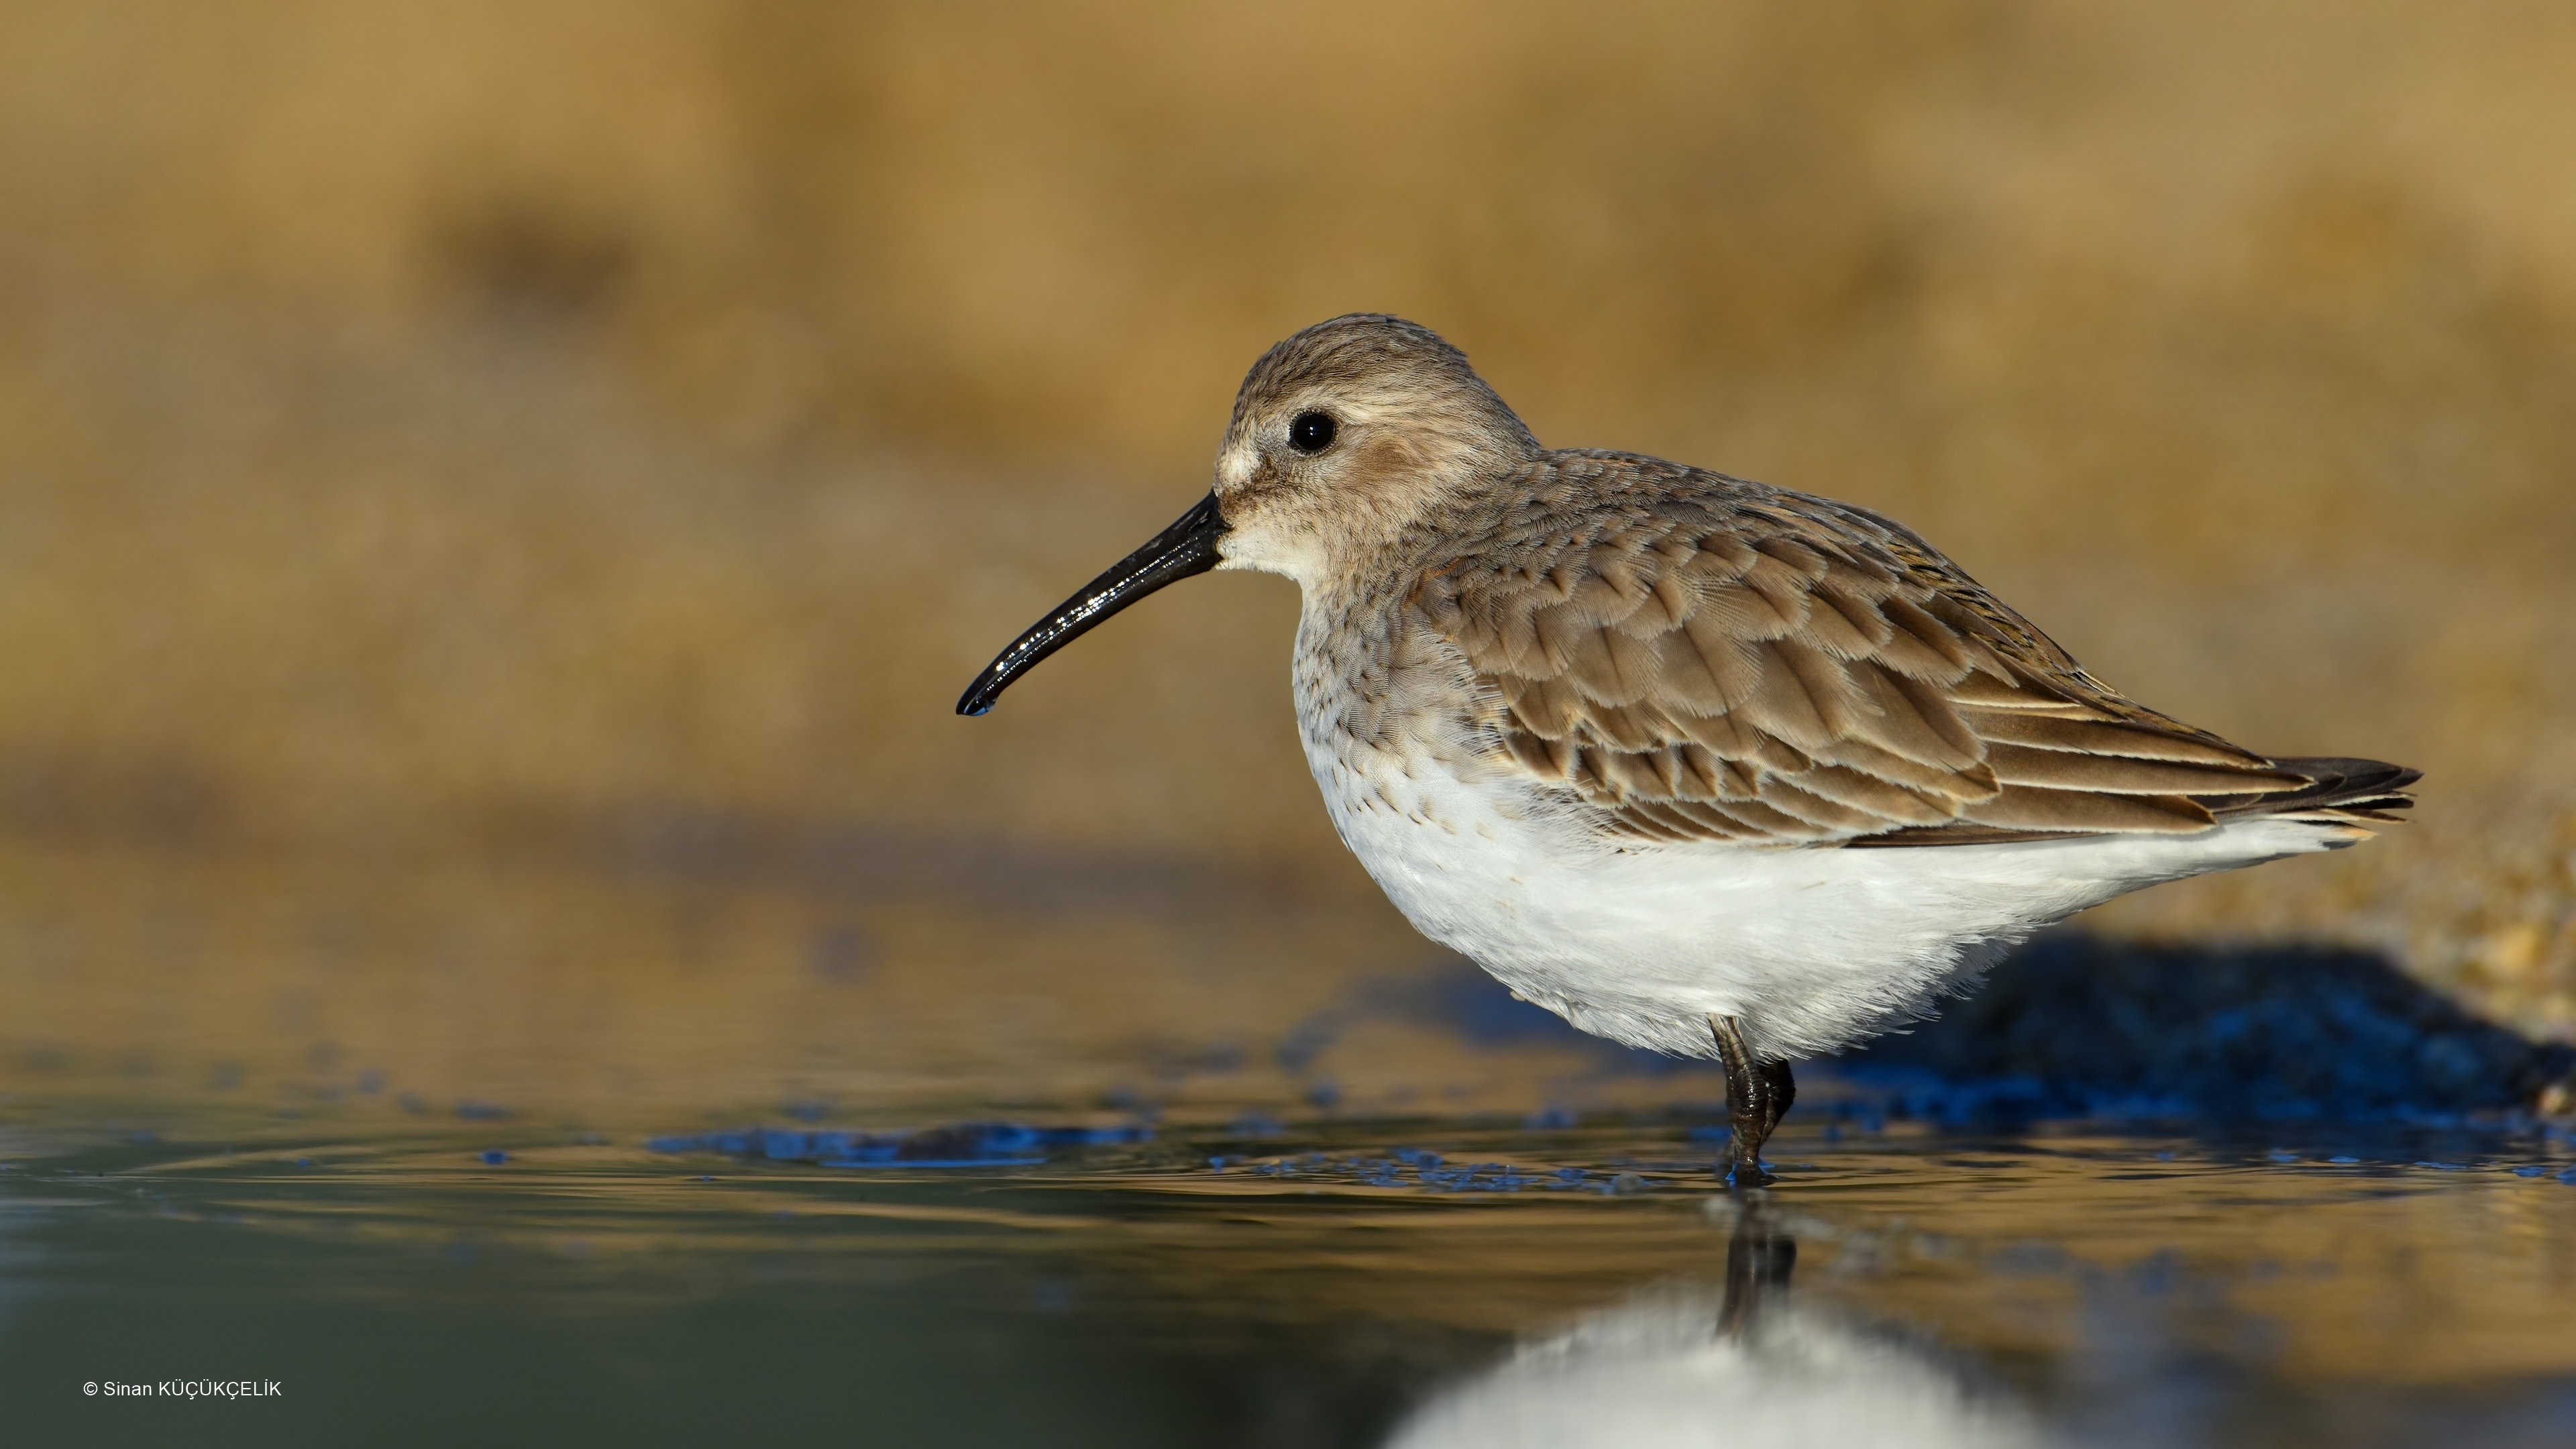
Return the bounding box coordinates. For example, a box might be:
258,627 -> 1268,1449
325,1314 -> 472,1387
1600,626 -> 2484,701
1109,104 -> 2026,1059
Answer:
3,1 -> 2573,1117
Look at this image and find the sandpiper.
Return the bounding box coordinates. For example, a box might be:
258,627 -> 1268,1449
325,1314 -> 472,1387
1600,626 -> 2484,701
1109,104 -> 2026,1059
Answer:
958,315 -> 2417,1183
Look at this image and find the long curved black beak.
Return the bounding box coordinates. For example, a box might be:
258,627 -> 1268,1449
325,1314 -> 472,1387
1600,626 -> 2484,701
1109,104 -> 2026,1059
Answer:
956,492 -> 1230,716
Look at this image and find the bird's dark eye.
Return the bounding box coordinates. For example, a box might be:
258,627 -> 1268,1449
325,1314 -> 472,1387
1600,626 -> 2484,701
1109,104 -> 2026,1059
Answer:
1288,411 -> 1338,453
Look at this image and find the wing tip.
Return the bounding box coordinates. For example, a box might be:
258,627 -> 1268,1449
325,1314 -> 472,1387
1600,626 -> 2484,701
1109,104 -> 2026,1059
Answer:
2219,757 -> 2422,823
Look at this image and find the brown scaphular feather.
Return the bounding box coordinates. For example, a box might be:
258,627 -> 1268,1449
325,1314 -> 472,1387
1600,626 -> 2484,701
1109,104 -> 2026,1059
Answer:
1407,451 -> 2416,848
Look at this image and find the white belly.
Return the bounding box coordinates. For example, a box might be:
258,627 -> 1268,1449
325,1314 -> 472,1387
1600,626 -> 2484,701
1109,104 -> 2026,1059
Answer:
1305,733 -> 2359,1060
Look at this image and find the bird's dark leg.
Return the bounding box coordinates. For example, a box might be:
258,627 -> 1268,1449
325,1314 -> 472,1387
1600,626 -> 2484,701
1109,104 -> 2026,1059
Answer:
1709,1014 -> 1794,1187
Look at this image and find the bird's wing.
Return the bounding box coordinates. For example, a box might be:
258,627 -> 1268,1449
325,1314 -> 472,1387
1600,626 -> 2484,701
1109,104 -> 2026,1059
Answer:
1407,462 -> 2324,847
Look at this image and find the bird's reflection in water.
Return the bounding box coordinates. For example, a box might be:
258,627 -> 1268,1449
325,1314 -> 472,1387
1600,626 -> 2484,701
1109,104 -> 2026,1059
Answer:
1385,1201 -> 2044,1449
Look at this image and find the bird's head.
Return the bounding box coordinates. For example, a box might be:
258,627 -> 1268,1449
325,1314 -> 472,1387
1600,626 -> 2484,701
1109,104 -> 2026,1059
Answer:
1208,313 -> 1538,582
958,315 -> 1532,715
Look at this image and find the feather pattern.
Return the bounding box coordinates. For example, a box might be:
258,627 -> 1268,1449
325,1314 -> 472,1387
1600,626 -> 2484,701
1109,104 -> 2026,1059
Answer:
1403,451 -> 2395,849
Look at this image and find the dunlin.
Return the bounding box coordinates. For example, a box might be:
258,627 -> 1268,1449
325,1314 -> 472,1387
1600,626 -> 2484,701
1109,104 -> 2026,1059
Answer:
959,315 -> 2417,1183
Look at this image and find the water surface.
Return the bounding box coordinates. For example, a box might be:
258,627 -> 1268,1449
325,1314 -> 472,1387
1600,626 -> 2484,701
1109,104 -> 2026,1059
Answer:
3,841 -> 2573,1446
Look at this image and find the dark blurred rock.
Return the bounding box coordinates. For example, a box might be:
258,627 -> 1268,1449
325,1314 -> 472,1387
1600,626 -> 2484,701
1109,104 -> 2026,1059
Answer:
1842,934 -> 2576,1120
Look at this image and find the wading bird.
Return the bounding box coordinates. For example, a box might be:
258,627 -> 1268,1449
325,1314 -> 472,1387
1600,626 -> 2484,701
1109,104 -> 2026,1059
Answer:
959,315 -> 2416,1183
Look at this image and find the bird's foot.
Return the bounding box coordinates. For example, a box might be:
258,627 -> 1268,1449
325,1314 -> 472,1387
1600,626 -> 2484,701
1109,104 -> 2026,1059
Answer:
1723,1153 -> 1775,1190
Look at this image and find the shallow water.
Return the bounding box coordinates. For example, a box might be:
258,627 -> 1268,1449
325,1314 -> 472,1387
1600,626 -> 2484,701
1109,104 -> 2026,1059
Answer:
4,840 -> 2574,1446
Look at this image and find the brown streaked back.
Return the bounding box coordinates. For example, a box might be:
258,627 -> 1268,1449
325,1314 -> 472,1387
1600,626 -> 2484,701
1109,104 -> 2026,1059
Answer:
1406,450 -> 2416,849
